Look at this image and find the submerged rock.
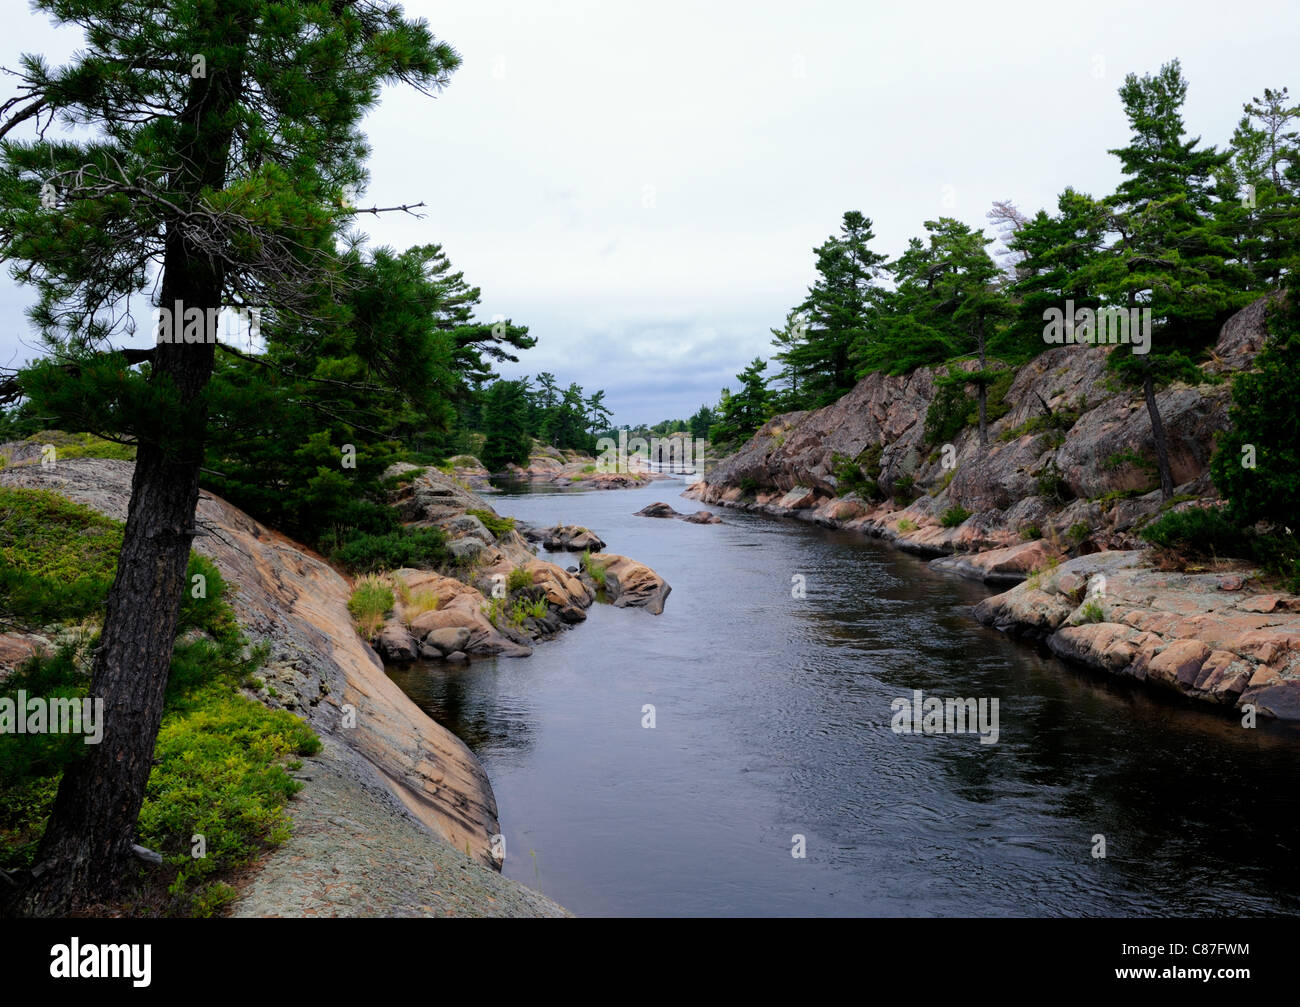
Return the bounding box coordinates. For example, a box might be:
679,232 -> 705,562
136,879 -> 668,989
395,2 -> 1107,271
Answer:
636,501 -> 722,524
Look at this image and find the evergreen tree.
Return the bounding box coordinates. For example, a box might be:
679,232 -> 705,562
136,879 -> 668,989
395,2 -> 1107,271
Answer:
688,404 -> 716,441
776,211 -> 886,408
1209,284 -> 1300,531
0,0 -> 460,914
709,358 -> 770,445
1098,60 -> 1243,498
1218,87 -> 1300,290
480,379 -> 532,471
1001,188 -> 1108,362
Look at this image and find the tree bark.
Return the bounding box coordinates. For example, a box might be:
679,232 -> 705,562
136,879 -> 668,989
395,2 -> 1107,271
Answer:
1143,369 -> 1175,500
8,32 -> 243,917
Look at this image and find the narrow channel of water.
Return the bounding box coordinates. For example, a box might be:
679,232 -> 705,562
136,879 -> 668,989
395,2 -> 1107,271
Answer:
387,478 -> 1300,917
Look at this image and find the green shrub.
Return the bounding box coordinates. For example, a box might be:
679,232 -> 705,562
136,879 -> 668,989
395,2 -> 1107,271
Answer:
940,505 -> 971,528
898,518 -> 918,533
924,380 -> 973,446
467,507 -> 516,538
347,576 -> 394,637
0,487 -> 123,625
506,566 -> 533,593
890,473 -> 915,503
581,549 -> 607,587
16,430 -> 136,462
1078,600 -> 1106,624
1020,524 -> 1043,541
1067,522 -> 1091,545
1140,507 -> 1251,557
331,527 -> 449,574
1102,448 -> 1156,474
831,451 -> 878,499
929,467 -> 957,497
1210,282 -> 1300,532
738,476 -> 760,495
1036,460 -> 1071,504
0,550 -> 318,915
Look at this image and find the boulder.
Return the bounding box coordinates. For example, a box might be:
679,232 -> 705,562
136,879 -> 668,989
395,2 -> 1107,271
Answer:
636,501 -> 722,524
375,621 -> 418,663
588,553 -> 671,615
426,626 -> 472,656
529,524 -> 606,552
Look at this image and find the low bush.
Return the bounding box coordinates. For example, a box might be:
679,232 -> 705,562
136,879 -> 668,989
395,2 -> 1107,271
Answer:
466,507 -> 516,538
331,527 -> 449,574
940,505 -> 971,528
347,575 -> 394,637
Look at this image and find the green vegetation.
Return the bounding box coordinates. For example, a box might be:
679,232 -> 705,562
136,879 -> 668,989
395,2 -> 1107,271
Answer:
509,596 -> 548,625
897,518 -> 918,533
0,487 -> 123,625
466,507 -> 516,538
1025,555 -> 1063,591
1078,600 -> 1106,624
940,505 -> 971,528
890,473 -> 916,503
1035,461 -> 1071,504
506,566 -> 533,593
0,532 -> 319,915
1138,506 -> 1297,591
832,444 -> 882,499
1102,448 -> 1156,474
581,550 -> 607,587
1068,522 -> 1092,545
1020,524 -> 1043,541
331,528 -> 450,576
347,575 -> 395,638
929,467 -> 957,497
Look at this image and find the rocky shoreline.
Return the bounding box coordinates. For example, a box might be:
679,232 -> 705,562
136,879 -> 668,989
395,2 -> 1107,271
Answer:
684,295 -> 1300,724
0,459 -> 578,914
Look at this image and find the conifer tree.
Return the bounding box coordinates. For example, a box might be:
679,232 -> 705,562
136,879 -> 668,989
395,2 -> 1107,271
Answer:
0,0 -> 460,914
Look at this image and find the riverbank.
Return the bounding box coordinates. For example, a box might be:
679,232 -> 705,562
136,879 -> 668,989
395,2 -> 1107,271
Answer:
683,294 -> 1300,724
0,457 -> 566,916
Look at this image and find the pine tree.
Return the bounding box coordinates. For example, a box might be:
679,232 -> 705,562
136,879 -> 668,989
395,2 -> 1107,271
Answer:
1098,60 -> 1243,499
710,358 -> 770,445
1001,188 -> 1108,362
480,379 -> 532,471
0,0 -> 460,914
777,211 -> 886,408
1218,87 -> 1300,290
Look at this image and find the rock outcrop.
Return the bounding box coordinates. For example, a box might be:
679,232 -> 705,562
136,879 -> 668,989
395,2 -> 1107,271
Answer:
522,523 -> 607,552
0,458 -> 507,868
585,553 -> 671,615
686,296 -> 1277,578
972,551 -> 1300,722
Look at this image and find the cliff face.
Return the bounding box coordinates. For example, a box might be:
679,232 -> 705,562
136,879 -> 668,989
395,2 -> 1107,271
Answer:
0,459 -> 504,868
686,296 -> 1287,555
684,294 -> 1300,723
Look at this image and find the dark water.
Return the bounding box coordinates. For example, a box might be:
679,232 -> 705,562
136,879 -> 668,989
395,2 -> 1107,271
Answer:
387,478 -> 1300,917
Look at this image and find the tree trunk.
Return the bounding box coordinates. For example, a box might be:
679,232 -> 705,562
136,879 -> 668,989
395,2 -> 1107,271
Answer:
7,36 -> 242,917
1143,370 -> 1175,500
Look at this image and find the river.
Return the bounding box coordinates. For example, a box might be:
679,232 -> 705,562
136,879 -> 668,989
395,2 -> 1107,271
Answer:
386,477 -> 1300,917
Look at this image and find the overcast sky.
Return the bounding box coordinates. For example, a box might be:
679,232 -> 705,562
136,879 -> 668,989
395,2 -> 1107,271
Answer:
2,0 -> 1298,425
